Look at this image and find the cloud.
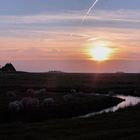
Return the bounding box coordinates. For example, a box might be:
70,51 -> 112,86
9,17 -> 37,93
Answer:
0,9 -> 140,24
0,9 -> 139,63
0,9 -> 139,41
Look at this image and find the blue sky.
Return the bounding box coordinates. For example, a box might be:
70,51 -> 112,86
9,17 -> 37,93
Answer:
0,0 -> 140,72
0,0 -> 140,15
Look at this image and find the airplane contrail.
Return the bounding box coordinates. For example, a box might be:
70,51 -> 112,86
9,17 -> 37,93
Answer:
70,0 -> 99,38
82,0 -> 99,24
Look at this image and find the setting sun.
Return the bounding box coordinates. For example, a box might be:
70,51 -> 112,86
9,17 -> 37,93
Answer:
91,42 -> 113,61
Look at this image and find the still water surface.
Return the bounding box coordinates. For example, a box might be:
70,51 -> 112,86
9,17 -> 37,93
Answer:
79,95 -> 140,118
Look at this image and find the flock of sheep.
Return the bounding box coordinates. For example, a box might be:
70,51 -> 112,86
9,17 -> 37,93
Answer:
7,88 -> 54,112
7,88 -> 81,113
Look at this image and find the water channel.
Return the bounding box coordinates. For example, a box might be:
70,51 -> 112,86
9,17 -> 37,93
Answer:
79,95 -> 140,118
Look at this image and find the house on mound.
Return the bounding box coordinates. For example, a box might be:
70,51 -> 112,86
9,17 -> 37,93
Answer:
0,63 -> 16,72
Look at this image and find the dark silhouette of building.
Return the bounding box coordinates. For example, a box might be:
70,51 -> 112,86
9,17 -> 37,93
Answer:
0,63 -> 16,72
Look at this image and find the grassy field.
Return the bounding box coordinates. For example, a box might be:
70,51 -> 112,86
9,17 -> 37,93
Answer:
0,72 -> 140,95
0,72 -> 140,140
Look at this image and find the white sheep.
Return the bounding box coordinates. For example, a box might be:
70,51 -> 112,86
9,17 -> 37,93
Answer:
26,88 -> 34,97
75,92 -> 85,97
63,94 -> 74,102
21,97 -> 39,110
41,98 -> 54,107
71,89 -> 77,94
34,88 -> 47,96
108,91 -> 114,96
7,91 -> 17,101
39,88 -> 47,94
34,90 -> 40,95
8,101 -> 23,112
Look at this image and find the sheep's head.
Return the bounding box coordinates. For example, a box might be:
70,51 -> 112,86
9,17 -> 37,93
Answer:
27,88 -> 34,97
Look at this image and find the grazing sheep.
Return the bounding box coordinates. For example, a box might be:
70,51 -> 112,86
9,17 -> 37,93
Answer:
21,97 -> 39,110
39,88 -> 47,94
34,88 -> 47,96
41,98 -> 54,107
7,91 -> 17,101
8,101 -> 23,112
63,94 -> 74,102
71,89 -> 77,94
26,88 -> 34,97
34,90 -> 40,95
75,92 -> 85,97
108,91 -> 114,96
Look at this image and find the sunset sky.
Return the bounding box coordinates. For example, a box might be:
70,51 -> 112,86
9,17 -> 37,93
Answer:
0,0 -> 140,72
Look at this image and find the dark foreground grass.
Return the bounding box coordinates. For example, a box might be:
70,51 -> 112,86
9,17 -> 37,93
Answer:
0,105 -> 140,140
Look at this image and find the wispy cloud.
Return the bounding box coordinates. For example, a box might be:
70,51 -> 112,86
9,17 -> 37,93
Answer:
0,9 -> 139,63
0,9 -> 140,24
0,9 -> 139,41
